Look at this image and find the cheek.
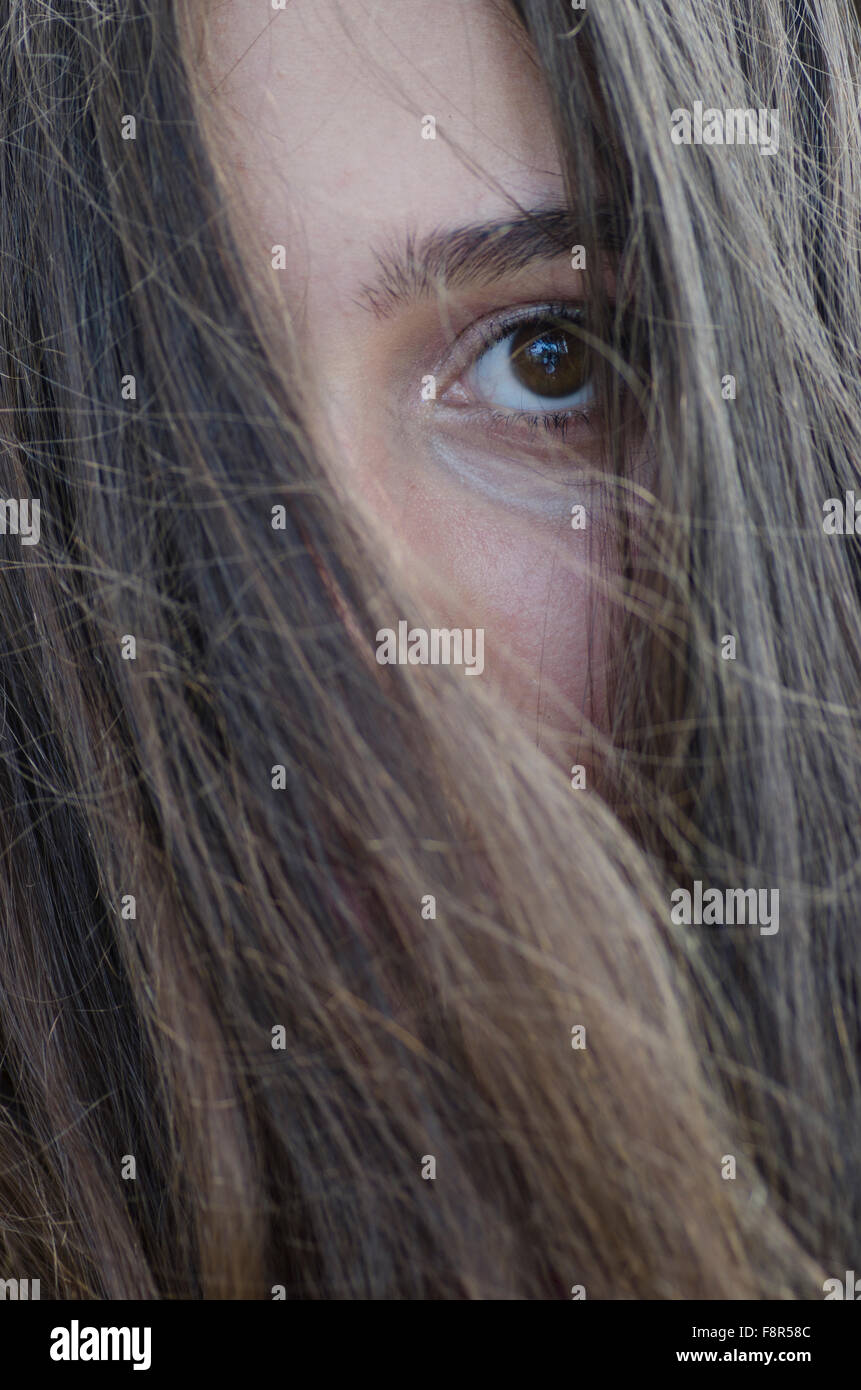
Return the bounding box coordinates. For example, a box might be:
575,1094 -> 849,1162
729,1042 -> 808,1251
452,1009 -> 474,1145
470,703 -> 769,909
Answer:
342,420 -> 611,743
415,499 -> 609,737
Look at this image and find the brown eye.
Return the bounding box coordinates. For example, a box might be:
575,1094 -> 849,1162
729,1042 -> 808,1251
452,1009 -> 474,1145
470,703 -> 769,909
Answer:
468,311 -> 596,411
508,321 -> 591,398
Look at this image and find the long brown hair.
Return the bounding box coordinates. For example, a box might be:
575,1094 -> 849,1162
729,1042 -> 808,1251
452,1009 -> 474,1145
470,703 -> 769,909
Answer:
0,0 -> 859,1297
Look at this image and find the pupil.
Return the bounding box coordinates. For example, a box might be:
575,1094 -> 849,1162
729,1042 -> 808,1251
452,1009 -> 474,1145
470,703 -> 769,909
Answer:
510,323 -> 589,398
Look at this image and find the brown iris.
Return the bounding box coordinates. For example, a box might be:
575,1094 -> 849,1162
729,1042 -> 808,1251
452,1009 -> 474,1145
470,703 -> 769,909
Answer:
508,320 -> 591,398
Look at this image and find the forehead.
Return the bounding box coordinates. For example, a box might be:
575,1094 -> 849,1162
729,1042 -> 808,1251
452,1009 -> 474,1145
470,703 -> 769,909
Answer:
205,0 -> 564,276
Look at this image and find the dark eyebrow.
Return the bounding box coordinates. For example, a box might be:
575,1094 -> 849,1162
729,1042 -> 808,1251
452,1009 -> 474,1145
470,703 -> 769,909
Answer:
356,204 -> 625,318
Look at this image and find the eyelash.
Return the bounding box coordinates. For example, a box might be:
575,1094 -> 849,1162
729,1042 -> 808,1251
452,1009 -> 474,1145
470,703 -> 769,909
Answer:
484,407 -> 588,439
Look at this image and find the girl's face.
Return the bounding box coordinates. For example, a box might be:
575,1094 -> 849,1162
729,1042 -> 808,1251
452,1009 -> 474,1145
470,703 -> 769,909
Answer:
207,0 -> 614,746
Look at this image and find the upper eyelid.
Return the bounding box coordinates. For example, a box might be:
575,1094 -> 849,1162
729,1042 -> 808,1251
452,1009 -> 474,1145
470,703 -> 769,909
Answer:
473,303 -> 587,355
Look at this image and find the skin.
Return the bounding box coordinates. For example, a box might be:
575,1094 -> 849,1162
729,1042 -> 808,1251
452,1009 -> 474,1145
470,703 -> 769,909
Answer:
204,0 -> 616,751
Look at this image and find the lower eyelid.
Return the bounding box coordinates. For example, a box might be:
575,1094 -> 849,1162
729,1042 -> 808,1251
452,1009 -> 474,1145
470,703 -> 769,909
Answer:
430,393 -> 598,433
